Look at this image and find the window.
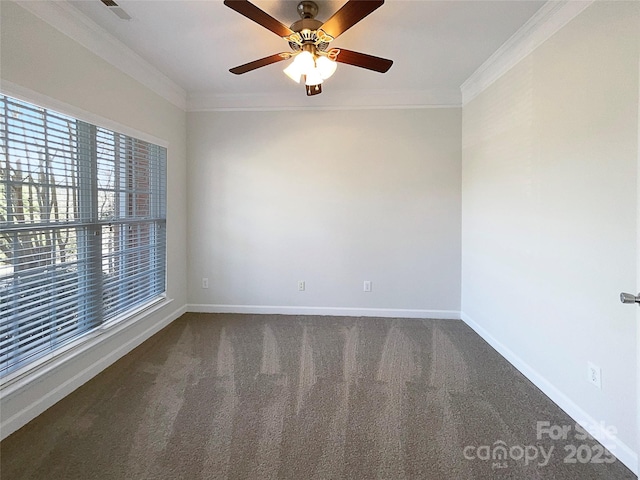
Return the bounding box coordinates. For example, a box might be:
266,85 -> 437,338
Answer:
0,95 -> 166,377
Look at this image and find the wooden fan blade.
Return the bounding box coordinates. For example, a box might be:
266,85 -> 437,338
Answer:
334,49 -> 393,73
230,53 -> 291,74
224,0 -> 293,38
319,0 -> 384,40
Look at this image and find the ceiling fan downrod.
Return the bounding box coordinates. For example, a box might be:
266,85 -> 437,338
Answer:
297,1 -> 319,20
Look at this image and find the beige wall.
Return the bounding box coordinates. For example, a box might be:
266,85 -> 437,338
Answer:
0,1 -> 188,437
187,108 -> 461,315
462,0 -> 639,461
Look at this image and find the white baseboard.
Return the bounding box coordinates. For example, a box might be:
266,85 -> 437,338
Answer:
460,312 -> 638,475
187,304 -> 461,320
0,302 -> 187,440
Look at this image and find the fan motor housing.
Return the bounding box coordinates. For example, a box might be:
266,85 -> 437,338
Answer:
288,1 -> 329,51
288,18 -> 328,52
289,18 -> 322,33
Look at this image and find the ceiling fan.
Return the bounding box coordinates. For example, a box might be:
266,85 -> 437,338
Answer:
224,0 -> 393,96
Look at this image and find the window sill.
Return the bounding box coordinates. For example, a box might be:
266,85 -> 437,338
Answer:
0,297 -> 174,393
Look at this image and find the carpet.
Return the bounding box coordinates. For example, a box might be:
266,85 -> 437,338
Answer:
0,313 -> 635,479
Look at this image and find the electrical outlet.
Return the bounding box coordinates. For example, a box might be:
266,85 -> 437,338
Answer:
587,362 -> 601,389
202,277 -> 209,289
298,280 -> 305,292
363,280 -> 372,292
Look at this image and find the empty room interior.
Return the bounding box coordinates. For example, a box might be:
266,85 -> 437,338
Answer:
1,0 -> 639,478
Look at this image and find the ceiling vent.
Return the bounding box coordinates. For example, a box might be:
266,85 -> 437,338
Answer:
100,0 -> 132,20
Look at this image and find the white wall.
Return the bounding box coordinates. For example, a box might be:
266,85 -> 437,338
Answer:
0,2 -> 187,438
187,108 -> 461,317
461,0 -> 639,467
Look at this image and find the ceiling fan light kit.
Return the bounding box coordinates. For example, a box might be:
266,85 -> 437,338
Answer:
224,0 -> 393,96
282,46 -> 338,86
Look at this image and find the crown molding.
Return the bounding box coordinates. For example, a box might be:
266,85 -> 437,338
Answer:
16,0 -> 589,112
188,88 -> 462,112
14,0 -> 187,111
460,0 -> 594,106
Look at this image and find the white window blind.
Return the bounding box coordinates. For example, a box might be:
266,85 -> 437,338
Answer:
0,95 -> 166,377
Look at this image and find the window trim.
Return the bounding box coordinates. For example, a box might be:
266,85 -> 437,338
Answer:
1,81 -> 170,150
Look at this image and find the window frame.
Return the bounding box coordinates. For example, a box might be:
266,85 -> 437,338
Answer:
0,86 -> 170,385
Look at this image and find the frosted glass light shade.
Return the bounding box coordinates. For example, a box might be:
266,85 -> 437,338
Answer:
304,68 -> 323,86
283,62 -> 302,83
284,51 -> 336,86
284,51 -> 318,84
295,51 -> 314,73
316,56 -> 337,80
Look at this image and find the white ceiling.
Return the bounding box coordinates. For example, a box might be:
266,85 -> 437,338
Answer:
66,0 -> 546,108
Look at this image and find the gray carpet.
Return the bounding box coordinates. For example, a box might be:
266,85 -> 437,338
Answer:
0,313 -> 635,479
